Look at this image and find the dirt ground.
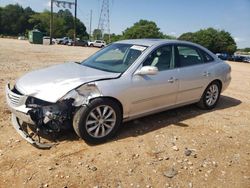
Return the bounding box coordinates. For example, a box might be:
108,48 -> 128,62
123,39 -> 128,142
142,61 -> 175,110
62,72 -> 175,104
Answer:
0,38 -> 249,188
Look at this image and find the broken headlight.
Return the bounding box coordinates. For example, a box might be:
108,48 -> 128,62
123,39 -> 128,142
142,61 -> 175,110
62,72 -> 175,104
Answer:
26,96 -> 53,107
61,83 -> 102,106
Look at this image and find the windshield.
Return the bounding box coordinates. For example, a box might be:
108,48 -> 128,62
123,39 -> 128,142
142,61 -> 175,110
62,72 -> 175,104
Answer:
81,43 -> 147,73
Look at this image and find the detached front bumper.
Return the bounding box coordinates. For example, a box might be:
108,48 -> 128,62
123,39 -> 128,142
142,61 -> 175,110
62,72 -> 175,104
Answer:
5,84 -> 53,149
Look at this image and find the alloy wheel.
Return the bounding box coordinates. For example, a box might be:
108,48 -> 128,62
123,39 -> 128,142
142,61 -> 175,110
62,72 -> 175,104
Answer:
85,105 -> 116,138
205,84 -> 219,106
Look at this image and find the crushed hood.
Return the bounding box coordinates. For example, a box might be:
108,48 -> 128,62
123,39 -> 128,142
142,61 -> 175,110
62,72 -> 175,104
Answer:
15,62 -> 120,102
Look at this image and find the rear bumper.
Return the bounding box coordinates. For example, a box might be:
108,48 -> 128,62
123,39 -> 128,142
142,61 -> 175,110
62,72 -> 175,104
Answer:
222,74 -> 231,92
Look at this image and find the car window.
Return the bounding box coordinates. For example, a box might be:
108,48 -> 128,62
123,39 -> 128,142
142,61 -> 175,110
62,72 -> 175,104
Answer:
82,43 -> 146,73
143,45 -> 173,71
199,49 -> 214,62
96,48 -> 124,61
176,45 -> 203,67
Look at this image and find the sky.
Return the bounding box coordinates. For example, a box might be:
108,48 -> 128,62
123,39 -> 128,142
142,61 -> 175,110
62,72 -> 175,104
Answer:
0,0 -> 250,48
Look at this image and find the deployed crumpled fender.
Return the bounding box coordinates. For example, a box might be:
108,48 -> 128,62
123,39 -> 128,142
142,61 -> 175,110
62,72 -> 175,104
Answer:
61,82 -> 103,106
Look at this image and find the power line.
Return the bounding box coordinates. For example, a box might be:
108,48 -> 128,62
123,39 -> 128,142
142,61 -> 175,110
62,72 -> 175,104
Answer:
49,0 -> 77,45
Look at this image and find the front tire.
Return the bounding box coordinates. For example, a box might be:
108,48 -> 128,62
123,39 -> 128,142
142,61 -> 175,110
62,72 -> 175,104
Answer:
197,81 -> 221,110
73,98 -> 122,144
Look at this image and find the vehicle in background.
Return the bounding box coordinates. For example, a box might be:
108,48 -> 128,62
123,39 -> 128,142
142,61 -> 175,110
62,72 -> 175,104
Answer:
43,36 -> 56,45
228,55 -> 245,62
216,53 -> 230,60
232,55 -> 244,62
243,57 -> 250,63
68,39 -> 88,47
216,53 -> 246,62
56,37 -> 70,45
18,36 -> 25,40
88,40 -> 106,48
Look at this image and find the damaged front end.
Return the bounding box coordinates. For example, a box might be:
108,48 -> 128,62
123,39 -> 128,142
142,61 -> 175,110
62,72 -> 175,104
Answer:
6,83 -> 102,149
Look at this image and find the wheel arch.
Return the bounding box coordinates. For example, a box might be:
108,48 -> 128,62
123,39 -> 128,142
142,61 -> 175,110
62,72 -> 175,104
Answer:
197,78 -> 222,109
89,96 -> 124,117
209,79 -> 222,91
199,78 -> 223,102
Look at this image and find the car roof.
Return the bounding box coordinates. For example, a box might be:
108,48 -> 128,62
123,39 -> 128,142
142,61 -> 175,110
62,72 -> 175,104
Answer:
115,39 -> 217,57
115,39 -> 202,48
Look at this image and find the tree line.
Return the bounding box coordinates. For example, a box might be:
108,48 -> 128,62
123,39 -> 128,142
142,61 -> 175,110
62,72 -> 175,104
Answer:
0,4 -> 240,54
92,20 -> 176,43
0,4 -> 88,39
178,28 -> 237,55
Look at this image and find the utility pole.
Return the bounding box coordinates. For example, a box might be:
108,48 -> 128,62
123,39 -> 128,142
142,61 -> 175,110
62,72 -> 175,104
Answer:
50,0 -> 54,45
74,0 -> 77,46
50,0 -> 76,45
89,9 -> 92,40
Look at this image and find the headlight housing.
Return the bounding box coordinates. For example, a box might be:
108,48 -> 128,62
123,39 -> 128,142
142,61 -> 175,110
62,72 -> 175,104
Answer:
61,83 -> 102,106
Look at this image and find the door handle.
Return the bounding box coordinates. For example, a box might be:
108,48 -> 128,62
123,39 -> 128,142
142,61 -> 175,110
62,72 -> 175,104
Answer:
203,72 -> 211,77
168,77 -> 178,83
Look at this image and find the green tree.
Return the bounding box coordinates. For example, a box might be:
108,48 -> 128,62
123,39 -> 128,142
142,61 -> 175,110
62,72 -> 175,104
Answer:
178,32 -> 196,42
58,9 -> 73,32
103,33 -> 123,43
0,7 -> 2,34
123,20 -> 164,39
163,34 -> 176,39
23,7 -> 35,31
29,11 -> 65,37
179,28 -> 237,54
57,9 -> 88,39
0,4 -> 34,35
242,48 -> 250,52
75,17 -> 88,39
29,9 -> 88,39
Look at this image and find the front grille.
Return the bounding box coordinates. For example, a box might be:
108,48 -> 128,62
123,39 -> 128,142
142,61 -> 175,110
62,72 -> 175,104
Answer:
6,84 -> 25,107
8,91 -> 22,106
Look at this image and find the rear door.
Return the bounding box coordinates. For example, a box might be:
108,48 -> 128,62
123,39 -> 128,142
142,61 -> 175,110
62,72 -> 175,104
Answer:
174,45 -> 214,104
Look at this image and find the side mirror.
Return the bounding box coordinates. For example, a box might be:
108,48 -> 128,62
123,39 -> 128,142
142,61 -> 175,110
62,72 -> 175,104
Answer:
135,66 -> 159,76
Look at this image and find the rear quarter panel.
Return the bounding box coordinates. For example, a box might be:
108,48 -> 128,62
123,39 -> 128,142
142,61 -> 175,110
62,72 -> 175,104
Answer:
207,61 -> 231,92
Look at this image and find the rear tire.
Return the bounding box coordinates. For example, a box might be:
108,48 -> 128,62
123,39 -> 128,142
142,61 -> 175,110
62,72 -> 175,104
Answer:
73,98 -> 122,144
197,81 -> 221,110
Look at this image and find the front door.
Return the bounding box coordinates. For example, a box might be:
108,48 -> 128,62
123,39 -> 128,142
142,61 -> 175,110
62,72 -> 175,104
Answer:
128,45 -> 179,117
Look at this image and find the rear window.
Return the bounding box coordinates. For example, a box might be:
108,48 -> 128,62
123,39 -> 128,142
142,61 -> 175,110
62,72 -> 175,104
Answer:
177,46 -> 203,67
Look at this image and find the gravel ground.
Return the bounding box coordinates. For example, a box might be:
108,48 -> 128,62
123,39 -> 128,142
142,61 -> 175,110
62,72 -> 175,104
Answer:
0,38 -> 249,188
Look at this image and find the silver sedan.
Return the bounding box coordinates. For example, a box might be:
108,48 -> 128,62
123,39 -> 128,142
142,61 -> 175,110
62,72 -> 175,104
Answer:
5,39 -> 231,148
